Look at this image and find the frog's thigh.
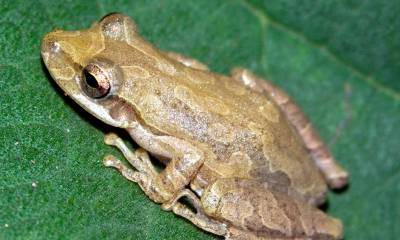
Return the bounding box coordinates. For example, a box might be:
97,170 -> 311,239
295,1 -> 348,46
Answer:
164,51 -> 209,71
231,67 -> 348,189
202,178 -> 343,240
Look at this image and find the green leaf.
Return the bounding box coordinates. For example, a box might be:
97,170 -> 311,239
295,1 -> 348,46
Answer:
1,0 -> 398,239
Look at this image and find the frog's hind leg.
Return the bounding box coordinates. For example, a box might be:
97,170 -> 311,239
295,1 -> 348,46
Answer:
231,68 -> 348,189
161,189 -> 227,237
201,178 -> 343,240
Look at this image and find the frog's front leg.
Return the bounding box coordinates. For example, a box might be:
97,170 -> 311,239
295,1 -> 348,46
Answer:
103,154 -> 153,194
104,133 -> 157,175
104,127 -> 205,204
231,68 -> 348,189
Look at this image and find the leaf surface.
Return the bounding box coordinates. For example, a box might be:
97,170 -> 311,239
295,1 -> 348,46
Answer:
1,0 -> 398,239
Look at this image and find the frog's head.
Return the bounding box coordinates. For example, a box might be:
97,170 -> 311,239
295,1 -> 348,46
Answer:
41,13 -> 142,128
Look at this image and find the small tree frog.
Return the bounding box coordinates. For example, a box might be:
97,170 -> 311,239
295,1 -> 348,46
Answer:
41,13 -> 348,239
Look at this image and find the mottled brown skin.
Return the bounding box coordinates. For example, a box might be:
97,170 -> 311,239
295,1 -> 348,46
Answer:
41,13 -> 347,239
202,178 -> 342,239
230,68 -> 348,189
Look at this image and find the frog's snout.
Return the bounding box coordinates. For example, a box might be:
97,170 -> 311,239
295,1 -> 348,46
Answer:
41,31 -> 85,99
41,31 -> 67,66
41,30 -> 82,77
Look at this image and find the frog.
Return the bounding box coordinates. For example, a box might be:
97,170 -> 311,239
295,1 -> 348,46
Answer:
41,13 -> 348,240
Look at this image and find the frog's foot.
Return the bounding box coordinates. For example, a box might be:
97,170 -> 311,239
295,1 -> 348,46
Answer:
231,68 -> 348,189
103,154 -> 145,183
161,189 -> 227,237
103,133 -> 170,202
104,133 -> 157,175
103,153 -> 171,203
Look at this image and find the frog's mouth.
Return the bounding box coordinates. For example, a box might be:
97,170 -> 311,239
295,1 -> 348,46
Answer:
41,31 -> 133,129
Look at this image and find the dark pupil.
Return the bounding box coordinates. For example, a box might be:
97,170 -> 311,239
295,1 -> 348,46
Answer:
83,69 -> 99,88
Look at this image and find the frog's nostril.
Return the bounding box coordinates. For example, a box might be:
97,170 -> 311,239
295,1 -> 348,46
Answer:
41,38 -> 61,55
47,41 -> 61,53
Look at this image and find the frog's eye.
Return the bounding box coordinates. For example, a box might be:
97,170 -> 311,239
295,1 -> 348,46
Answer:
81,63 -> 111,99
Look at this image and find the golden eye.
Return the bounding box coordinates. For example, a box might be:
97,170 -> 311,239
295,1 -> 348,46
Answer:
81,64 -> 110,98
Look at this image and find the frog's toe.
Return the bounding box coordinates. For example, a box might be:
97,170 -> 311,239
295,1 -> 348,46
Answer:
103,154 -> 143,183
103,154 -> 121,168
312,214 -> 343,240
327,171 -> 349,189
104,132 -> 119,145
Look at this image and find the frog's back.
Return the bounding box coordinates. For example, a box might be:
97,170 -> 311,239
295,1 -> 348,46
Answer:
189,70 -> 327,202
129,57 -> 327,202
